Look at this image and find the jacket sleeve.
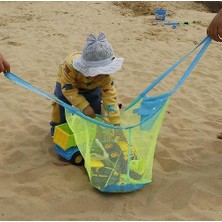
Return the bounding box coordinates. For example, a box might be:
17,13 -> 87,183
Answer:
58,58 -> 89,111
100,76 -> 120,125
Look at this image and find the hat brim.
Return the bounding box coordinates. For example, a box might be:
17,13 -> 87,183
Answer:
72,57 -> 124,77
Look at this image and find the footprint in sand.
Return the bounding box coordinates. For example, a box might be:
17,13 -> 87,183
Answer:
7,41 -> 22,46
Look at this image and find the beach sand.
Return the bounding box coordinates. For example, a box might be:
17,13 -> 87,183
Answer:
0,1 -> 222,220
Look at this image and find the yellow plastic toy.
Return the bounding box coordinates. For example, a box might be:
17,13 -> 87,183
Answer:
53,123 -> 84,166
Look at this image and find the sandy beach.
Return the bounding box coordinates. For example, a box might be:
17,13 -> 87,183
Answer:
0,1 -> 222,220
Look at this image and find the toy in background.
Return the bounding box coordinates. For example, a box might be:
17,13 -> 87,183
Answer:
163,21 -> 191,29
154,9 -> 191,29
154,9 -> 167,21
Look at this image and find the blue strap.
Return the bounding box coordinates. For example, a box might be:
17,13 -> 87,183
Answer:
171,36 -> 211,93
3,36 -> 212,130
125,36 -> 212,110
4,72 -> 121,129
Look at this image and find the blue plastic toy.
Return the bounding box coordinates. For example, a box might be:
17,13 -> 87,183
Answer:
154,9 -> 167,21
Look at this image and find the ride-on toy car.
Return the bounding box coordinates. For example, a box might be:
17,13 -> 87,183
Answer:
52,123 -> 84,166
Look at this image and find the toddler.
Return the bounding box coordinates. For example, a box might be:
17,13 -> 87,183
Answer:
50,32 -> 124,134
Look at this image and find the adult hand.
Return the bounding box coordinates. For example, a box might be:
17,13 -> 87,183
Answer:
207,9 -> 222,42
0,53 -> 10,73
83,105 -> 96,118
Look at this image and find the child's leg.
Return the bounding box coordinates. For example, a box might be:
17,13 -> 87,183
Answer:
50,82 -> 71,135
80,87 -> 101,115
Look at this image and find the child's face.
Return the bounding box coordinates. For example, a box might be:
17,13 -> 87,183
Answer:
88,74 -> 108,83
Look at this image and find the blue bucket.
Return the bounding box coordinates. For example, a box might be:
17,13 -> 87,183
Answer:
154,9 -> 167,21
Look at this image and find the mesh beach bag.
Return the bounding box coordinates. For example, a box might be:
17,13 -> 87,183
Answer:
65,98 -> 169,192
3,36 -> 211,193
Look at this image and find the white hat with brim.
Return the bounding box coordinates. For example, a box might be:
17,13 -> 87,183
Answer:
72,32 -> 124,77
73,56 -> 124,77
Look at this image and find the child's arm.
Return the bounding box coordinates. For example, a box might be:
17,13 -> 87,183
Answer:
100,76 -> 120,125
58,56 -> 90,112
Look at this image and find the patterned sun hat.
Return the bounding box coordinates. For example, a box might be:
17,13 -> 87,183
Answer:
73,32 -> 124,77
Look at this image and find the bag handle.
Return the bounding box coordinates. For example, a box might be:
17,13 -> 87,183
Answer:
125,36 -> 212,110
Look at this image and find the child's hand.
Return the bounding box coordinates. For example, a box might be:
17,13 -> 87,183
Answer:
83,105 -> 96,118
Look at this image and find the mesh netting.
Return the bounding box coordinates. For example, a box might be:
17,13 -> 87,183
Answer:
66,99 -> 169,192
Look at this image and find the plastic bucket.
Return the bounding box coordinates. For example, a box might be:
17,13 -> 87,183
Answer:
154,9 -> 167,21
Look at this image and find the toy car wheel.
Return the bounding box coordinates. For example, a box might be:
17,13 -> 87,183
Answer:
70,151 -> 84,166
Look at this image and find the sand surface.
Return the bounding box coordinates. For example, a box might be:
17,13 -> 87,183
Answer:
0,1 -> 222,220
